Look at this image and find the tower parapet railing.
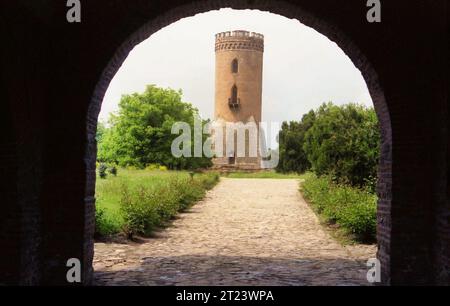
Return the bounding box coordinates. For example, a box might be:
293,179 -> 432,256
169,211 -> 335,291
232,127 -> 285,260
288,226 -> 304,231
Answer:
215,30 -> 264,40
228,98 -> 241,110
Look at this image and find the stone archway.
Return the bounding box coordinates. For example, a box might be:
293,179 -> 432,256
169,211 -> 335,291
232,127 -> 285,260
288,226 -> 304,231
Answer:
87,0 -> 392,284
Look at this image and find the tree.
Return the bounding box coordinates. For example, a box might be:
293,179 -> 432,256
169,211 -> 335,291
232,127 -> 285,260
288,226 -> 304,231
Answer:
277,110 -> 316,173
303,102 -> 380,187
96,121 -> 107,143
97,85 -> 212,170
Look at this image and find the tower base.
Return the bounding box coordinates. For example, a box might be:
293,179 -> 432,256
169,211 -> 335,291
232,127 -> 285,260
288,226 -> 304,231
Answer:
212,157 -> 262,171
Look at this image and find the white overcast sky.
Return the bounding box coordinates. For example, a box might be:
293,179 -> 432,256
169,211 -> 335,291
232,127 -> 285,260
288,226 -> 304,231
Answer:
100,8 -> 373,148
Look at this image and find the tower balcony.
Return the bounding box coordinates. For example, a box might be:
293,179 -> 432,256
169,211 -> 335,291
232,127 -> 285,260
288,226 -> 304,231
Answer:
228,98 -> 240,110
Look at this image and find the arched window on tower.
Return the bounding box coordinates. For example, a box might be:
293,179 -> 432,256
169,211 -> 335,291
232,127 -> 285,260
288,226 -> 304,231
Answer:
231,58 -> 238,73
231,85 -> 238,103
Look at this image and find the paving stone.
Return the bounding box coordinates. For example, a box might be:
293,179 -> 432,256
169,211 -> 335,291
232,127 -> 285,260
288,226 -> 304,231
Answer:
94,178 -> 376,285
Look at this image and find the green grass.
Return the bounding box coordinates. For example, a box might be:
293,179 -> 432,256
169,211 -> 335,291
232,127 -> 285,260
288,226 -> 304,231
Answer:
95,169 -> 219,238
223,170 -> 302,179
300,172 -> 377,244
96,169 -> 186,213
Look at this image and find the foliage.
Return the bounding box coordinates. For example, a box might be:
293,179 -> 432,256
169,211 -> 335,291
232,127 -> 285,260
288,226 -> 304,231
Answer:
303,103 -> 380,187
98,163 -> 108,179
97,85 -> 212,170
94,207 -> 121,238
301,173 -> 377,242
108,165 -> 118,176
96,121 -> 107,143
95,169 -> 219,238
196,171 -> 220,190
120,185 -> 166,237
277,110 -> 316,173
120,171 -> 219,237
145,163 -> 168,171
277,103 -> 380,189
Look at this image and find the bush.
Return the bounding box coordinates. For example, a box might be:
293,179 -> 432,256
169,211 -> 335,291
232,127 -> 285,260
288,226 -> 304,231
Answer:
153,183 -> 181,220
98,163 -> 108,179
301,172 -> 377,243
108,165 -> 118,176
303,103 -> 380,187
277,111 -> 316,173
196,172 -> 220,190
145,164 -> 160,171
339,200 -> 376,241
119,172 -> 220,238
120,185 -> 161,237
95,207 -> 120,237
171,177 -> 204,210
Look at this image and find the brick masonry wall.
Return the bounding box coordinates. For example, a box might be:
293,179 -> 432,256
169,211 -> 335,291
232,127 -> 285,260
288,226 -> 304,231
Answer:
0,0 -> 447,285
214,32 -> 264,169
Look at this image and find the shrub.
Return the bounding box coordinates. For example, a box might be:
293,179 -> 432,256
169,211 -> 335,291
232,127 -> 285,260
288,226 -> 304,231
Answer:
153,182 -> 181,220
303,103 -> 380,187
197,172 -> 220,190
119,172 -> 220,238
170,177 -> 204,210
98,163 -> 108,179
145,164 -> 160,171
95,207 -> 120,237
108,165 -> 118,176
277,111 -> 316,173
301,172 -> 377,243
120,185 -> 161,237
339,199 -> 377,241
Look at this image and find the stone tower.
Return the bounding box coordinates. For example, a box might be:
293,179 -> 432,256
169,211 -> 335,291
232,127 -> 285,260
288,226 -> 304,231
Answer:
212,30 -> 264,170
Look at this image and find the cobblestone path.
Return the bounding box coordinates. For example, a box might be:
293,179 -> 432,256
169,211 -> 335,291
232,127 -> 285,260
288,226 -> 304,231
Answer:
94,178 -> 376,285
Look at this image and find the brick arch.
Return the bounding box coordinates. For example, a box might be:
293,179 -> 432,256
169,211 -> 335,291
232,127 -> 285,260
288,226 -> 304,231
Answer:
87,0 -> 392,284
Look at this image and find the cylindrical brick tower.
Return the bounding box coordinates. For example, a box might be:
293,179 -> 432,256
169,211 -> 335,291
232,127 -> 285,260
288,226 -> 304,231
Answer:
213,30 -> 264,170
